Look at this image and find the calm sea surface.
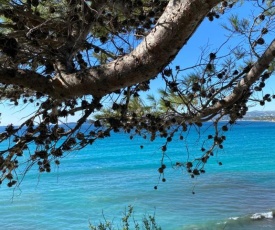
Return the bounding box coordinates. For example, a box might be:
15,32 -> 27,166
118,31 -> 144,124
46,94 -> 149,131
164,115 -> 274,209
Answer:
0,121 -> 275,230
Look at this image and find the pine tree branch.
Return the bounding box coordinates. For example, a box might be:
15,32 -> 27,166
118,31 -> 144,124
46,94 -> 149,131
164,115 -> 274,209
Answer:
49,0 -> 223,98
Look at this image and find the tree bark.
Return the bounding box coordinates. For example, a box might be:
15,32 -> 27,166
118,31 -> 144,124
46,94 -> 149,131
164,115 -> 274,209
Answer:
0,0 -> 222,99
53,0 -> 222,98
0,0 -> 273,106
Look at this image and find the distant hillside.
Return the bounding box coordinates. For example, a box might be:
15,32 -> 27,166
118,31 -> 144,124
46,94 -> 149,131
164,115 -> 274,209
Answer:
219,110 -> 275,122
88,111 -> 275,123
241,110 -> 275,121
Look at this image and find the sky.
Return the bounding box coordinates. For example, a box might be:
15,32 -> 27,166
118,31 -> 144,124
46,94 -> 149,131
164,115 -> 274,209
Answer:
0,1 -> 274,126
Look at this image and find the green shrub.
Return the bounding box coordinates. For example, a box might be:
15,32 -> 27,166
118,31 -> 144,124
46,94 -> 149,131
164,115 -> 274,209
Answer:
89,205 -> 161,230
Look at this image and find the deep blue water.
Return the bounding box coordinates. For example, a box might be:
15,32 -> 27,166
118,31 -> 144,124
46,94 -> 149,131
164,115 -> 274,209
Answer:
0,121 -> 275,229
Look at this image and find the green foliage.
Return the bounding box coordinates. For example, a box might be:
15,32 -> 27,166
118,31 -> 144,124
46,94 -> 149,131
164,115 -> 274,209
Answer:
89,206 -> 161,230
222,14 -> 250,33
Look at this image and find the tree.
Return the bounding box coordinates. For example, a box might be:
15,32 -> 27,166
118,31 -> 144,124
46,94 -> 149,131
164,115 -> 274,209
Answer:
0,0 -> 274,187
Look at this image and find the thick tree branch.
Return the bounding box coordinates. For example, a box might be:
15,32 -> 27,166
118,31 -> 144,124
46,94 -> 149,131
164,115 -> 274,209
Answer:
2,0 -> 272,104
48,0 -> 223,98
0,69 -> 55,96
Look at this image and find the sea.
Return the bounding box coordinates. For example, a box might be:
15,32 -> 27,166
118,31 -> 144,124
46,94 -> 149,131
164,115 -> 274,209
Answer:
0,121 -> 275,230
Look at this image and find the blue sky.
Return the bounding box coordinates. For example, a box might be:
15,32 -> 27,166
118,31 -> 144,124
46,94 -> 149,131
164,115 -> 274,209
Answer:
0,1 -> 274,126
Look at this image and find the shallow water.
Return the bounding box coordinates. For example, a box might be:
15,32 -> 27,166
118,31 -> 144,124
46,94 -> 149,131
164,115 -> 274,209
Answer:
0,121 -> 275,229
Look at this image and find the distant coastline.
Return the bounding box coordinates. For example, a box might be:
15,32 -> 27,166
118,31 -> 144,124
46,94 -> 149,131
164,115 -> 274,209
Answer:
239,118 -> 275,122
221,110 -> 275,122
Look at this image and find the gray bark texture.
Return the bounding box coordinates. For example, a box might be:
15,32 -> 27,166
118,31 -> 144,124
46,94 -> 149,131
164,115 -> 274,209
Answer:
0,0 -> 274,107
0,0 -> 222,99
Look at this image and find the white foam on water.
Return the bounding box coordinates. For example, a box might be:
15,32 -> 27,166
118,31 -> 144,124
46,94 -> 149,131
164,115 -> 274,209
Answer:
216,221 -> 227,226
250,212 -> 273,220
228,217 -> 239,220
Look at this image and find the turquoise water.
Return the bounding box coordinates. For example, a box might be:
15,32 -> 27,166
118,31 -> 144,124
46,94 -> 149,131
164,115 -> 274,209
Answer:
0,121 -> 275,229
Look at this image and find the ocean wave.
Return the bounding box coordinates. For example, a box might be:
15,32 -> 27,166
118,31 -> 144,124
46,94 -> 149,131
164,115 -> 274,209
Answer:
227,211 -> 275,221
182,210 -> 275,230
223,211 -> 275,229
227,210 -> 275,223
250,211 -> 273,220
